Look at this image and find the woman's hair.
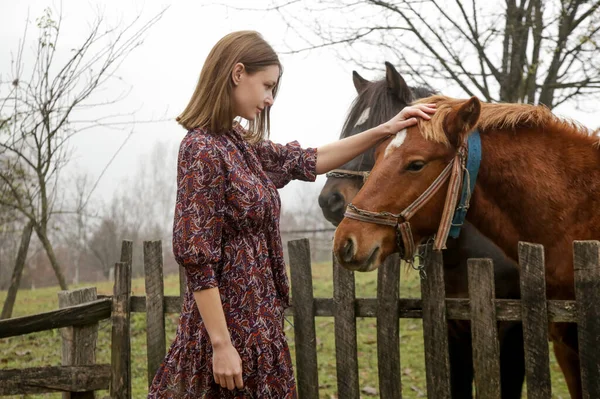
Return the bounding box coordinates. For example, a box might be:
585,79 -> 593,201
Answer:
177,30 -> 282,142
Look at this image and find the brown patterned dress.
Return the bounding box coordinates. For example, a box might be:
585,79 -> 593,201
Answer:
148,124 -> 317,398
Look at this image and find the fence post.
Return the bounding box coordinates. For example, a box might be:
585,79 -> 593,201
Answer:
574,240 -> 600,399
333,253 -> 359,399
111,256 -> 131,399
144,241 -> 166,387
468,258 -> 501,399
518,242 -> 552,399
377,254 -> 401,399
288,239 -> 319,399
420,248 -> 451,398
58,287 -> 98,399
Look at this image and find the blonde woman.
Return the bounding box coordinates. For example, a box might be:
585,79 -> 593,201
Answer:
148,30 -> 435,398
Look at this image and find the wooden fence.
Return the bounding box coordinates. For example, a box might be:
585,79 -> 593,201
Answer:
0,238 -> 599,398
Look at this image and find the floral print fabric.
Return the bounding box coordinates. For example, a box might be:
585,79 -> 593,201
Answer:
148,125 -> 317,398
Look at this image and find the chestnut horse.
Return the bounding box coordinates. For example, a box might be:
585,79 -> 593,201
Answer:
320,65 -> 524,398
333,94 -> 600,398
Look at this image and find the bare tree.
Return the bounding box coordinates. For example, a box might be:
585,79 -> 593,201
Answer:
85,139 -> 179,279
0,6 -> 167,293
87,207 -> 127,280
245,0 -> 600,109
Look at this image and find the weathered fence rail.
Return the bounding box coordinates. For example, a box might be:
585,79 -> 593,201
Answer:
0,242 -> 134,398
1,238 -> 599,398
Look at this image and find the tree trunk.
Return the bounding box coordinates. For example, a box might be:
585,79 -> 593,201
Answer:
36,225 -> 69,290
1,221 -> 34,319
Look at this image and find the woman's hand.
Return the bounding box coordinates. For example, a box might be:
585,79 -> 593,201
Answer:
381,103 -> 437,135
212,341 -> 244,390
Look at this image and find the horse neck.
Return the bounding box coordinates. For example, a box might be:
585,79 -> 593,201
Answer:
467,124 -> 600,261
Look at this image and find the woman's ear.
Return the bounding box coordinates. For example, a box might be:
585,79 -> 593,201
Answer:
231,63 -> 245,86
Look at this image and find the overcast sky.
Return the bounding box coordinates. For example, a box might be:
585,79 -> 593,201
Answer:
1,0 -> 597,216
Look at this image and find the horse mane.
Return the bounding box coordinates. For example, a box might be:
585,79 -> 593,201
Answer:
341,81 -> 436,139
414,95 -> 595,146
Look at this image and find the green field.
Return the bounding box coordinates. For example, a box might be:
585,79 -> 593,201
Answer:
0,262 -> 570,398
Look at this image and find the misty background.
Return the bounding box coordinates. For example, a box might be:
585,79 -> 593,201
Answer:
1,0 -> 598,293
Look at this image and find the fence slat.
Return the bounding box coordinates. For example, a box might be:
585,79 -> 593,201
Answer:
420,249 -> 451,398
0,299 -> 111,339
144,241 -> 166,387
58,288 -> 98,399
111,260 -> 132,399
574,240 -> 600,399
0,365 -> 110,395
377,254 -> 401,399
468,258 -> 501,399
97,294 -> 579,322
333,254 -> 360,399
518,242 -> 552,399
288,239 -> 319,398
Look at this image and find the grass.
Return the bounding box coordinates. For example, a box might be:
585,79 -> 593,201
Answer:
0,262 -> 571,398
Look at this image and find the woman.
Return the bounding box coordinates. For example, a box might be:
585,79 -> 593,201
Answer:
148,30 -> 435,398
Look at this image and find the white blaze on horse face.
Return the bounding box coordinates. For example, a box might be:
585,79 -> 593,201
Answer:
354,107 -> 371,127
385,129 -> 407,158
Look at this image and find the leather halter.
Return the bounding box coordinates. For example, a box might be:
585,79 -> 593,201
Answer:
325,169 -> 370,182
343,131 -> 481,262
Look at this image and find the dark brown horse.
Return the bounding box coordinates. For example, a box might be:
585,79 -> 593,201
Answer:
320,65 -> 524,398
318,62 -> 434,225
333,94 -> 600,398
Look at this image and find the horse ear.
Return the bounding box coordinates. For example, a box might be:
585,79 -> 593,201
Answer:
444,97 -> 481,146
385,61 -> 411,103
352,71 -> 369,93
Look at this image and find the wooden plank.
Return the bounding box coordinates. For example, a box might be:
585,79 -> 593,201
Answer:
420,249 -> 451,398
144,241 -> 166,387
574,241 -> 600,399
333,254 -> 359,399
518,242 -> 552,399
0,365 -> 110,395
100,294 -> 578,322
288,239 -> 319,399
0,299 -> 111,338
376,254 -> 401,399
58,288 -> 98,399
468,258 -> 501,399
111,261 -> 132,399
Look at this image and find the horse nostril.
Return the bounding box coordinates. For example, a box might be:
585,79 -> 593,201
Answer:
318,191 -> 345,213
327,192 -> 345,212
341,238 -> 355,263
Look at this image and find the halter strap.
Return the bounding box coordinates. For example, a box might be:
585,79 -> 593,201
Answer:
449,130 -> 481,238
434,146 -> 466,250
343,131 -> 480,262
325,169 -> 370,181
400,161 -> 454,220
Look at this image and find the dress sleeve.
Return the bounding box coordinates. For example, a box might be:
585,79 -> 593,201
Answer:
172,134 -> 225,291
252,140 -> 318,188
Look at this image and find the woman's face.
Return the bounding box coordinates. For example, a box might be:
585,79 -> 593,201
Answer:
231,64 -> 279,121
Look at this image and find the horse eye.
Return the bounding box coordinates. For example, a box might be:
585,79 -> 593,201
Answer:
406,161 -> 425,172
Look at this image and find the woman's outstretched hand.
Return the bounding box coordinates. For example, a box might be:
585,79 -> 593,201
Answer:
382,103 -> 437,136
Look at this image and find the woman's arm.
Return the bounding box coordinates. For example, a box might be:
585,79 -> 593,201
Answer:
315,103 -> 436,174
194,288 -> 244,391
